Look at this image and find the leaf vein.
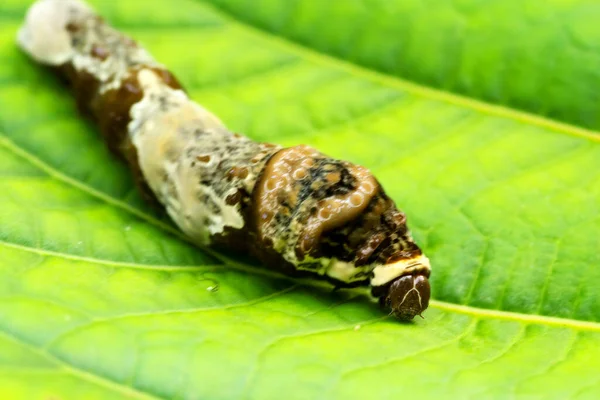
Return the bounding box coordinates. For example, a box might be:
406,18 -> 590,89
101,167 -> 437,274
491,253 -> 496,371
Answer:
0,330 -> 163,400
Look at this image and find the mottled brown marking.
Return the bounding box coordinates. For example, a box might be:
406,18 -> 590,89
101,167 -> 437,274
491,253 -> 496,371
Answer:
354,232 -> 385,266
226,166 -> 249,180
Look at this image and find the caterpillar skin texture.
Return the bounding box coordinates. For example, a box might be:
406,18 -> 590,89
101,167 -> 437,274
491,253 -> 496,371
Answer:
18,0 -> 431,321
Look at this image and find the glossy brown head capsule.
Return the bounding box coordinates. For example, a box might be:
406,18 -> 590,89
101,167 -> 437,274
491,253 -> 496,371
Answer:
384,273 -> 430,320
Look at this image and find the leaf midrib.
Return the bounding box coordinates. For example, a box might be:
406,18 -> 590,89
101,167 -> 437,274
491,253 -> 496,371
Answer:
433,301 -> 600,333
193,0 -> 600,143
3,217 -> 600,333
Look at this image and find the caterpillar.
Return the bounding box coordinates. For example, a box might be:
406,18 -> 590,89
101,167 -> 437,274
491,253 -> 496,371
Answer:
18,0 -> 431,321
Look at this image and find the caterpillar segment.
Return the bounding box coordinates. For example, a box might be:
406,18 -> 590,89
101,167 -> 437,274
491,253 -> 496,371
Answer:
18,0 -> 431,320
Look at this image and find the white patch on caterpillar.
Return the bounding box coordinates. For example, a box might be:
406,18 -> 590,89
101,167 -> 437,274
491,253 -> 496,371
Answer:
129,68 -> 242,245
18,0 -> 91,65
72,36 -> 157,94
18,0 -> 158,94
371,254 -> 431,287
286,255 -> 372,284
290,255 -> 329,276
325,259 -> 373,283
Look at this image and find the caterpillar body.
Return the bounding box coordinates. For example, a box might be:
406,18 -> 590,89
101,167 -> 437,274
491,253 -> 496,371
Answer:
18,0 -> 431,320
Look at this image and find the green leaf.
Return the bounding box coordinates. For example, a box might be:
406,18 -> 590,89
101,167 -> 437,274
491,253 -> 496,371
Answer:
1,0 -> 599,399
206,0 -> 600,131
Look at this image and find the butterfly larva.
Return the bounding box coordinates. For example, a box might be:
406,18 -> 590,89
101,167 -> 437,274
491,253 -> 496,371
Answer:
18,0 -> 431,320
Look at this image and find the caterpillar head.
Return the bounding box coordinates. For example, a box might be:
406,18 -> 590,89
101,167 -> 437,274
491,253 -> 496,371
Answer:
370,260 -> 431,321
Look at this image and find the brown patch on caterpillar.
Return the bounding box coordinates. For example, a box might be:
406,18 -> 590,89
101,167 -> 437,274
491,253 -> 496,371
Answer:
226,166 -> 249,181
94,67 -> 182,154
56,60 -> 182,204
90,44 -> 109,61
225,190 -> 243,206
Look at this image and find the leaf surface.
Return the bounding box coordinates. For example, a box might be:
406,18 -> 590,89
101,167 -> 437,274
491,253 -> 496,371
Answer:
0,0 -> 599,399
207,0 -> 600,130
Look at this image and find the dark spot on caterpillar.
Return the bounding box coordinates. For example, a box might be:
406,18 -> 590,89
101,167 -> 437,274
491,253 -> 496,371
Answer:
354,232 -> 385,266
65,22 -> 79,33
263,236 -> 273,248
91,44 -> 108,60
196,155 -> 211,163
158,96 -> 169,111
225,190 -> 242,206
